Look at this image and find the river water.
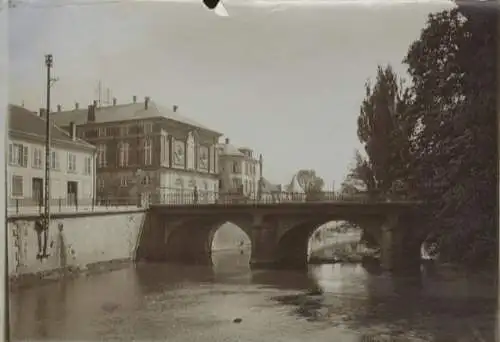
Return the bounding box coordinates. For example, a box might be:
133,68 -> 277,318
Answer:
10,250 -> 497,342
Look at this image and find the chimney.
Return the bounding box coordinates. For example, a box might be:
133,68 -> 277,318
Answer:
57,104 -> 61,112
75,102 -> 79,110
87,104 -> 95,122
133,95 -> 137,103
39,108 -> 45,118
145,96 -> 150,110
173,105 -> 178,112
69,121 -> 76,141
113,98 -> 117,106
225,138 -> 230,144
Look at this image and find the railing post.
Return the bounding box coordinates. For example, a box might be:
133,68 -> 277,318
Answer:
16,199 -> 19,214
58,198 -> 62,212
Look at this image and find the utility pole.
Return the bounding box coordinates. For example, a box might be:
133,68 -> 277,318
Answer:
43,54 -> 53,248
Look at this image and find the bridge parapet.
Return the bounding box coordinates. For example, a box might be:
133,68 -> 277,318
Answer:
152,188 -> 411,206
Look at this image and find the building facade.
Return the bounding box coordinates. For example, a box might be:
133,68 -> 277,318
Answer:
8,105 -> 96,212
217,138 -> 262,199
50,97 -> 222,204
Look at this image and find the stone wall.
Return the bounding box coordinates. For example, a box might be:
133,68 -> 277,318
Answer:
8,210 -> 146,286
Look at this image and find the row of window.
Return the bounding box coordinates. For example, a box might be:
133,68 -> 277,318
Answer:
8,143 -> 92,175
100,138 -> 212,170
10,175 -> 81,199
96,174 -> 153,190
223,161 -> 257,175
225,178 -> 257,194
85,122 -> 154,139
97,139 -> 153,168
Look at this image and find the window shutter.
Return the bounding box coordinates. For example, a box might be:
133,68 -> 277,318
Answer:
23,146 -> 28,167
8,144 -> 13,164
54,152 -> 59,169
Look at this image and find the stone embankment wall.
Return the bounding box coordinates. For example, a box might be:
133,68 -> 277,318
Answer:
8,209 -> 146,288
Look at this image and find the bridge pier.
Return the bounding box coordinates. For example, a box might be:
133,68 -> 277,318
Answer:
250,217 -> 309,270
249,219 -> 280,269
379,213 -> 421,274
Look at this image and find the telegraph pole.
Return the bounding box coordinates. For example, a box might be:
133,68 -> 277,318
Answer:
43,55 -> 53,244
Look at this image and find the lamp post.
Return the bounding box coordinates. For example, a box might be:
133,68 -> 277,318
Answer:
42,54 -> 53,258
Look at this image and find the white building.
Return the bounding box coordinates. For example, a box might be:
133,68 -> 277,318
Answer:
8,105 -> 96,213
217,138 -> 262,199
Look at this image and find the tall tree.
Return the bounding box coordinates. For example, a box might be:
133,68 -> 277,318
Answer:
295,169 -> 325,194
355,65 -> 413,197
403,2 -> 497,265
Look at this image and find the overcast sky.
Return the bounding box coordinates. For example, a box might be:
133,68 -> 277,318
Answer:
9,0 -> 453,187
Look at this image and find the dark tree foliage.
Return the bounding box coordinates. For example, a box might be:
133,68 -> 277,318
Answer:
403,2 -> 497,266
348,2 -> 497,265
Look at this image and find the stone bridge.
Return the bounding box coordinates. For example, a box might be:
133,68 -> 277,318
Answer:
136,199 -> 423,273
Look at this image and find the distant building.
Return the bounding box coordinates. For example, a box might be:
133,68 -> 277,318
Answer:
217,138 -> 262,199
49,97 -> 222,204
8,105 -> 96,210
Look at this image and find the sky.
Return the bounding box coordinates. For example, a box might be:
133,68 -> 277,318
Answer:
8,0 -> 454,188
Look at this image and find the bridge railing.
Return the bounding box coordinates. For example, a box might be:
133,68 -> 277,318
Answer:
151,188 -> 407,206
7,196 -> 142,216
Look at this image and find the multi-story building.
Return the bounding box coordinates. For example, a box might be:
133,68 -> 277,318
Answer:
217,138 -> 262,199
50,96 -> 222,204
8,105 -> 96,211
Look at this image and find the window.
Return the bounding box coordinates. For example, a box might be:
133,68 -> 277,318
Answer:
97,144 -> 107,167
161,135 -> 169,165
118,142 -> 129,167
11,175 -> 23,197
144,138 -> 152,165
32,148 -> 43,169
50,150 -> 60,170
141,175 -> 151,185
120,125 -> 128,136
120,176 -> 128,187
232,162 -> 239,173
98,127 -> 106,137
232,179 -> 239,190
97,178 -> 104,190
67,153 -> 76,172
143,122 -> 153,134
8,143 -> 28,167
84,156 -> 92,175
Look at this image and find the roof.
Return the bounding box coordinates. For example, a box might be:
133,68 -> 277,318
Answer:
49,100 -> 222,136
286,174 -> 305,193
217,142 -> 245,157
8,105 -> 94,149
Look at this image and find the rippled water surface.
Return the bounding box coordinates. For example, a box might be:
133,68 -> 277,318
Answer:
10,250 -> 497,341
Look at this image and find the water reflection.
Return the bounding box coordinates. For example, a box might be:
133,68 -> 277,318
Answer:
10,251 -> 497,342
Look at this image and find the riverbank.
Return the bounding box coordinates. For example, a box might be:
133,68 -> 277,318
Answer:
309,241 -> 377,265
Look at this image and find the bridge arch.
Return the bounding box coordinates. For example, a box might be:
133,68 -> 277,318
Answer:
275,216 -> 385,268
161,217 -> 254,266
